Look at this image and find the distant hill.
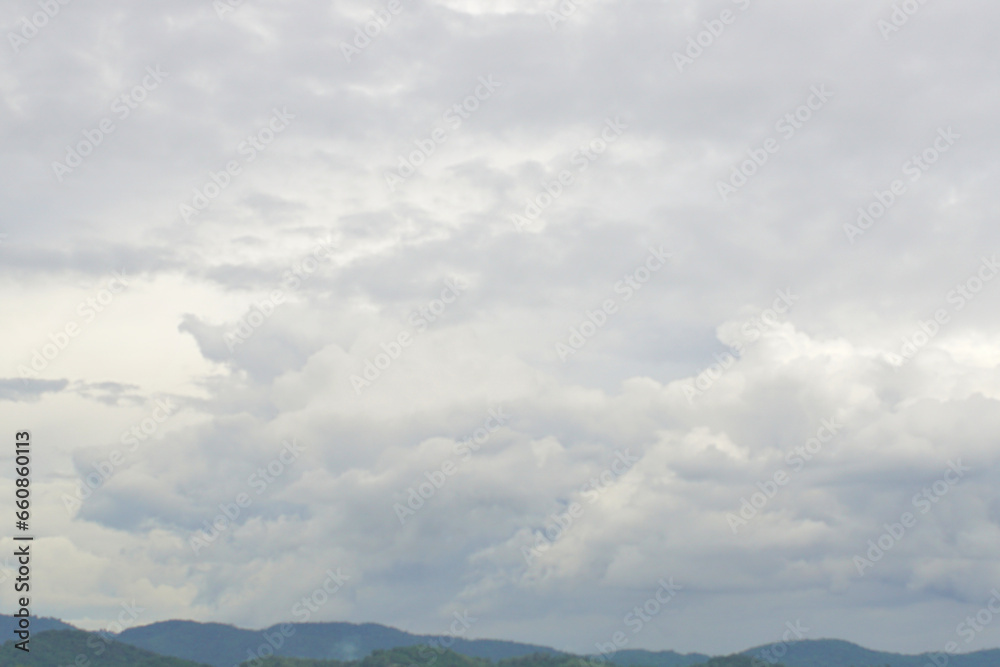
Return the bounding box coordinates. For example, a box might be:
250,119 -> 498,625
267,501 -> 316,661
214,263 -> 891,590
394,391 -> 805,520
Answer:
0,628 -> 209,666
243,645 -> 492,667
497,652 -> 621,667
242,649 -> 784,667
738,638 -> 1000,667
2,616 -> 1000,667
581,639 -> 1000,667
699,658 -> 785,667
117,620 -> 564,667
247,660 -> 343,667
594,648 -> 711,667
0,615 -> 75,637
116,619 -> 261,667
246,647 -> 626,667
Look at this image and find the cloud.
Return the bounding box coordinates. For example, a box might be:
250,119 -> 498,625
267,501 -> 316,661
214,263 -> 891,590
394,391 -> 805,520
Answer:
3,0 -> 1000,656
0,377 -> 68,401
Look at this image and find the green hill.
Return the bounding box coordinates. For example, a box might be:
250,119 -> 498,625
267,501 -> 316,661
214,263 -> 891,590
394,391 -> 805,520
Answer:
241,649 -> 783,667
739,638 -> 1000,667
239,660 -> 343,667
697,657 -> 784,667
605,640 -> 1000,667
591,649 -> 710,667
244,648 -> 604,667
120,620 -> 563,667
0,628 -> 210,666
5,619 -> 1000,667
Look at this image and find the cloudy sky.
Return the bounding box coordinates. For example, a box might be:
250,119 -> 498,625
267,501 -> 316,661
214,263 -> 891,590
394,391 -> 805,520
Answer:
2,0 -> 1000,657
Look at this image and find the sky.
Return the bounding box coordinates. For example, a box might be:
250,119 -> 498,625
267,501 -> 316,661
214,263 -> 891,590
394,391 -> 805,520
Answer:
1,0 -> 1000,657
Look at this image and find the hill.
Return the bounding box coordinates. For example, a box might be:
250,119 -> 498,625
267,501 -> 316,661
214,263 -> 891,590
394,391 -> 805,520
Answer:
0,628 -> 210,666
699,658 -> 785,667
244,648 -> 616,667
241,649 -> 785,667
0,615 -> 75,636
3,616 -> 1000,667
595,649 -> 710,667
736,638 -> 1000,667
118,620 -> 563,667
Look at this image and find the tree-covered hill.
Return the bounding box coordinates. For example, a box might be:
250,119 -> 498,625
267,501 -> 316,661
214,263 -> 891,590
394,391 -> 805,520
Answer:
2,618 -> 1000,667
241,649 -> 783,667
739,639 -> 1000,667
0,628 -> 210,666
244,648 -> 605,667
597,649 -> 710,667
118,619 -> 563,667
697,657 -> 782,667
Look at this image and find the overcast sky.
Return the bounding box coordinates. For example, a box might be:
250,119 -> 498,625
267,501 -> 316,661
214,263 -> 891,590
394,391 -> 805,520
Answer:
2,0 -> 1000,657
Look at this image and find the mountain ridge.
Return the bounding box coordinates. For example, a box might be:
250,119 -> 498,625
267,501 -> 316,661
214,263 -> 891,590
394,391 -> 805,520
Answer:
1,616 -> 998,667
